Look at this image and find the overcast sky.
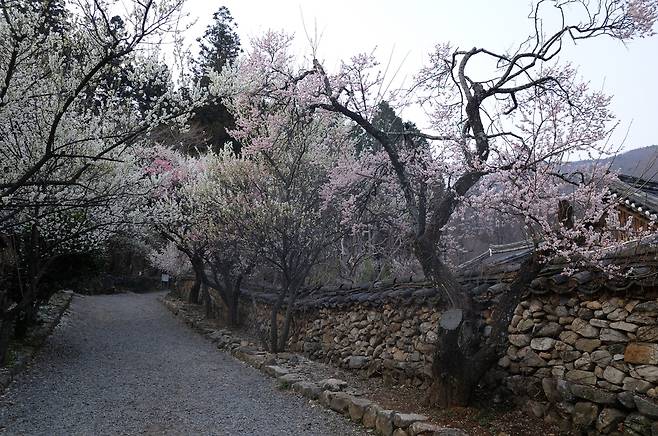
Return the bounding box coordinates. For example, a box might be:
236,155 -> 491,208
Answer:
182,0 -> 658,152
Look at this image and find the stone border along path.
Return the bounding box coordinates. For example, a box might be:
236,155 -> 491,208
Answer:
162,294 -> 469,436
0,292 -> 369,435
0,290 -> 74,393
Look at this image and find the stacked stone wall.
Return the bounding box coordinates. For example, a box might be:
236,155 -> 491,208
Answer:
287,304 -> 441,388
174,277 -> 658,433
501,292 -> 658,433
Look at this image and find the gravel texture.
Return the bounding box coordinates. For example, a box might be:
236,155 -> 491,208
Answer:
0,292 -> 367,436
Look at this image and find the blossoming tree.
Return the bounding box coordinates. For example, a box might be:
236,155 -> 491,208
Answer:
294,0 -> 655,405
0,0 -> 199,363
138,148 -> 255,325
137,146 -> 209,304
211,32 -> 355,351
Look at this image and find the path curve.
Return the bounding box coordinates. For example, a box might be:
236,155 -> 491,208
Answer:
0,292 -> 366,436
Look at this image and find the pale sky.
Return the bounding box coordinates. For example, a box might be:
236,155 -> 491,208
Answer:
181,0 -> 658,152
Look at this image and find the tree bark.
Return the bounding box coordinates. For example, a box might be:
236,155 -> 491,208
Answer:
227,277 -> 242,326
278,287 -> 299,351
188,275 -> 201,304
0,317 -> 13,366
13,301 -> 39,339
13,312 -> 29,339
429,322 -> 480,407
425,252 -> 543,407
199,266 -> 244,327
269,288 -> 287,353
201,283 -> 213,318
188,256 -> 206,304
413,235 -> 468,308
228,294 -> 239,326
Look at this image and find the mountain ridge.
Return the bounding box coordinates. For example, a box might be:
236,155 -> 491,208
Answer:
572,145 -> 658,181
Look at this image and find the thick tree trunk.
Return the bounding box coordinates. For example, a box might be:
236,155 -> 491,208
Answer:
427,306 -> 492,407
189,258 -> 206,304
13,301 -> 39,339
417,234 -> 544,407
269,288 -> 288,353
201,268 -> 243,327
414,236 -> 468,308
227,278 -> 242,326
487,252 -> 544,350
278,287 -> 299,351
13,313 -> 29,339
0,317 -> 13,366
250,295 -> 269,349
429,322 -> 481,406
188,276 -> 201,304
201,283 -> 213,318
227,296 -> 239,326
187,255 -> 207,305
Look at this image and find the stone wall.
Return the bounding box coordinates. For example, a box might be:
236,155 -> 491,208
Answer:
174,262 -> 658,433
501,292 -> 658,434
239,287 -> 658,433
287,303 -> 441,389
176,279 -> 450,388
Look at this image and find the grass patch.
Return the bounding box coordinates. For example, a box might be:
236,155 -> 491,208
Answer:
277,380 -> 291,390
475,408 -> 496,430
3,350 -> 19,368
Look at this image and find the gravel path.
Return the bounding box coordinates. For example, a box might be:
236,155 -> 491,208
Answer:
0,292 -> 367,436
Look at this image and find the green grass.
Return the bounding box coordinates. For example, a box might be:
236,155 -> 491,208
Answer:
277,377 -> 293,390
474,408 -> 496,430
3,349 -> 18,368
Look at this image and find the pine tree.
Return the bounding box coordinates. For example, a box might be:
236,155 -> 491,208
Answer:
190,6 -> 242,154
353,101 -> 428,155
194,6 -> 241,88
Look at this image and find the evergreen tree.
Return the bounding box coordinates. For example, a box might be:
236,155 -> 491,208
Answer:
353,101 -> 428,155
190,6 -> 242,154
79,15 -> 170,119
194,6 -> 241,88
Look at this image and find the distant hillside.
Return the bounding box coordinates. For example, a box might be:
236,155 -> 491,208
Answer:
572,145 -> 658,181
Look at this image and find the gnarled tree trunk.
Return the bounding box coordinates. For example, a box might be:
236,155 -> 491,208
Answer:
226,277 -> 242,326
188,275 -> 201,304
200,283 -> 213,318
188,256 -> 205,304
14,285 -> 42,340
200,268 -> 243,327
423,250 -> 544,407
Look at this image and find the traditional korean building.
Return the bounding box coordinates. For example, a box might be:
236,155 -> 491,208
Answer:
609,174 -> 658,230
